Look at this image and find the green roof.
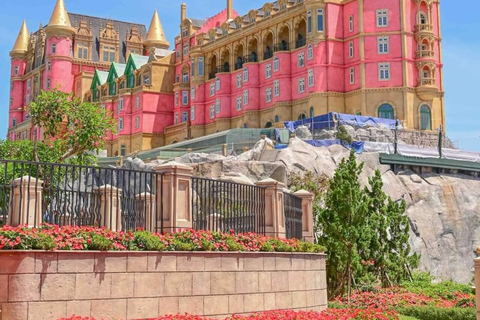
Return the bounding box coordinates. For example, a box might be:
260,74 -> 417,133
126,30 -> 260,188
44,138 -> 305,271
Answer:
91,69 -> 109,89
380,154 -> 480,173
130,53 -> 149,69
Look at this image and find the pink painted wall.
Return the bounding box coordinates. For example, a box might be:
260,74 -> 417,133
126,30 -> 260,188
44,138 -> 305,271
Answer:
363,0 -> 401,33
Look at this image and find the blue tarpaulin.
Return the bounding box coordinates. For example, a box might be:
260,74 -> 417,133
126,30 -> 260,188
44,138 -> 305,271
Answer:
284,112 -> 398,133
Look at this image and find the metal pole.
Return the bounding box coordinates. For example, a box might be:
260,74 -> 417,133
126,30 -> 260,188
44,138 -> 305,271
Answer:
394,120 -> 398,155
438,125 -> 443,158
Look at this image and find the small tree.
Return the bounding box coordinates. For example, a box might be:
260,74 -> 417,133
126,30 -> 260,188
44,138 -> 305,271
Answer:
28,88 -> 116,163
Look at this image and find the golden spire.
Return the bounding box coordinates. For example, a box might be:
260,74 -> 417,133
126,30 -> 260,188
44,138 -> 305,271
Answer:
48,0 -> 72,28
11,20 -> 29,56
144,10 -> 170,49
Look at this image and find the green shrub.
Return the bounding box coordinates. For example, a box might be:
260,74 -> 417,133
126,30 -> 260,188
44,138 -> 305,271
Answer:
398,306 -> 476,320
401,272 -> 475,299
30,233 -> 56,250
133,231 -> 165,251
88,233 -> 113,251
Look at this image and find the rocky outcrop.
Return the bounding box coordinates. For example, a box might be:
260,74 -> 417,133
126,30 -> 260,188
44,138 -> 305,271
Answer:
120,138 -> 479,283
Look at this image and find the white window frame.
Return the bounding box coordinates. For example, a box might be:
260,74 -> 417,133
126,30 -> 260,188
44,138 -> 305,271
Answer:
236,97 -> 242,111
307,10 -> 312,33
298,52 -> 305,68
135,116 -> 140,129
266,88 -> 272,103
210,83 -> 215,96
349,15 -> 354,32
198,57 -> 204,76
175,92 -> 179,106
210,105 -> 215,119
308,69 -> 314,87
118,98 -> 124,113
175,113 -> 179,124
274,80 -> 280,97
216,99 -> 221,114
236,74 -> 242,88
298,78 -> 305,93
349,42 -> 354,58
266,64 -> 272,78
378,36 -> 389,54
191,106 -> 196,121
191,86 -> 195,99
243,89 -> 249,105
182,111 -> 188,122
379,62 -> 391,81
243,67 -> 249,82
14,66 -> 19,76
47,78 -> 51,89
376,10 -> 389,27
47,61 -> 51,71
216,77 -> 221,91
317,9 -> 324,32
307,44 -> 313,60
51,43 -> 56,54
118,117 -> 124,131
273,57 -> 279,71
136,96 -> 140,109
350,67 -> 355,84
182,91 -> 189,105
183,43 -> 189,55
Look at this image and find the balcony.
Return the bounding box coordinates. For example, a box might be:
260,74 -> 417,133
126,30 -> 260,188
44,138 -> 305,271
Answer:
274,42 -> 290,52
416,78 -> 438,101
415,24 -> 433,33
295,38 -> 306,49
416,50 -> 434,59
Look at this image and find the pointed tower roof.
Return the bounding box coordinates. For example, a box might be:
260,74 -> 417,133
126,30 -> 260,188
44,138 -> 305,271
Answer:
10,20 -> 29,57
49,0 -> 72,27
144,10 -> 170,49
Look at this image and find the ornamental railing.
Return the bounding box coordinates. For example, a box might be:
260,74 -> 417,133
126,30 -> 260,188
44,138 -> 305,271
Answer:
415,50 -> 434,58
284,192 -> 303,239
415,24 -> 433,32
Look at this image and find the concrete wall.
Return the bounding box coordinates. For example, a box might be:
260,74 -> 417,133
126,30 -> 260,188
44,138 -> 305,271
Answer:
0,251 -> 327,320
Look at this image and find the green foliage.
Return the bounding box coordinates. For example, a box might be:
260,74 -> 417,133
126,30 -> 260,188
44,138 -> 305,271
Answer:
336,126 -> 353,145
401,272 -> 474,300
397,306 -> 476,320
132,231 -> 166,251
291,150 -> 416,298
87,233 -> 113,251
28,88 -> 116,163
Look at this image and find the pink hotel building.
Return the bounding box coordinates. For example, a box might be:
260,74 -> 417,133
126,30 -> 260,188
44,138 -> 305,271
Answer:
8,0 -> 444,156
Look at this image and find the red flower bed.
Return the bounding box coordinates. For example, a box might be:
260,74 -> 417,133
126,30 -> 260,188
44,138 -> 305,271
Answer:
59,309 -> 399,320
0,224 -> 325,253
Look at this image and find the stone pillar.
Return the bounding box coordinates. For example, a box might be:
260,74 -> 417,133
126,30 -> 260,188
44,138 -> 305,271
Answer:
256,178 -> 285,238
294,189 -> 315,243
9,176 -> 43,227
155,162 -> 194,233
135,192 -> 157,233
476,251 -> 480,320
222,143 -> 227,157
94,185 -> 123,231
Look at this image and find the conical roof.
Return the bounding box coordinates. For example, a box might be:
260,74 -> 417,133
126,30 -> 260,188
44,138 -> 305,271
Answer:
11,20 -> 29,55
145,10 -> 170,48
48,0 -> 72,28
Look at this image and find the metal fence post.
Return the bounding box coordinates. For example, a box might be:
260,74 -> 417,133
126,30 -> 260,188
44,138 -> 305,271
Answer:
255,178 -> 285,238
155,162 -> 194,233
135,192 -> 156,233
293,190 -> 315,243
9,176 -> 43,228
94,185 -> 123,231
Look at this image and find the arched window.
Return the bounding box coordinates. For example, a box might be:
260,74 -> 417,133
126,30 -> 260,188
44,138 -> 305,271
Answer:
307,44 -> 313,60
378,104 -> 394,119
265,121 -> 273,128
298,113 -> 307,120
275,115 -> 280,123
309,107 -> 314,118
273,56 -> 279,71
419,12 -> 427,25
420,105 -> 431,130
243,123 -> 248,128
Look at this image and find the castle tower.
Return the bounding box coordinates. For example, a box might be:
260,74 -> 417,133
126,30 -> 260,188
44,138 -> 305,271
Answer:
144,10 -> 170,53
9,20 -> 29,132
44,0 -> 75,92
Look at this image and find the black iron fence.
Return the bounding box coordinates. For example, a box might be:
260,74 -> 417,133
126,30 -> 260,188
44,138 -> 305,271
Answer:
0,159 -> 164,232
284,192 -> 303,239
191,177 -> 266,234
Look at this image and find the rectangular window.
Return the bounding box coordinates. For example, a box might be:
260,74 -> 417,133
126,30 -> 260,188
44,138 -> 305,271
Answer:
144,74 -> 150,85
183,43 -> 189,55
307,45 -> 313,60
210,106 -> 215,119
182,112 -> 188,122
10,82 -> 14,91
216,78 -> 221,91
243,68 -> 249,82
12,118 -> 17,127
210,83 -> 215,96
119,98 -> 124,112
377,10 -> 388,27
191,86 -> 195,99
47,78 -> 51,88
378,36 -> 389,54
51,43 -> 56,54
14,66 -> 19,76
175,113 -> 179,124
47,61 -> 51,71
182,72 -> 189,83
379,62 -> 391,80
191,106 -> 196,121
243,89 -> 249,105
182,91 -> 188,105
350,67 -> 355,84
308,69 -> 314,87
118,117 -> 124,131
216,99 -> 221,114
298,78 -> 305,93
307,11 -> 312,33
121,145 -> 126,156
199,58 -> 204,76
135,116 -> 140,129
349,42 -> 354,58
77,43 -> 88,59
266,64 -> 272,78
273,57 -> 279,71
266,88 -> 272,102
236,74 -> 242,88
175,92 -> 179,106
103,46 -> 116,62
191,59 -> 195,77
298,52 -> 305,67
349,15 -> 354,32
274,80 -> 280,97
317,9 -> 324,32
236,97 -> 242,111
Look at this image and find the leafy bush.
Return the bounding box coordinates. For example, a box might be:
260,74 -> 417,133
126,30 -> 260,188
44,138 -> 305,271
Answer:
401,272 -> 474,300
397,306 -> 476,320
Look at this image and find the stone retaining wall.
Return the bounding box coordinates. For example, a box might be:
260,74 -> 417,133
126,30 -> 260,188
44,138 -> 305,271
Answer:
476,257 -> 480,320
0,251 -> 327,320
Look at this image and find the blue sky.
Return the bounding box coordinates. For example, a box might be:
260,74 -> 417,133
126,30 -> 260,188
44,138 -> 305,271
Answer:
0,0 -> 479,151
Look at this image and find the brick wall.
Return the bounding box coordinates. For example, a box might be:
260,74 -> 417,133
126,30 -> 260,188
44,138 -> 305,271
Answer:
0,251 -> 327,320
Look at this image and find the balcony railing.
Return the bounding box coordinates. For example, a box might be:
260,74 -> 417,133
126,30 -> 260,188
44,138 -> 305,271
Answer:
415,24 -> 433,32
418,78 -> 436,86
264,51 -> 273,60
295,38 -> 307,49
416,50 -> 435,59
274,42 -> 290,52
